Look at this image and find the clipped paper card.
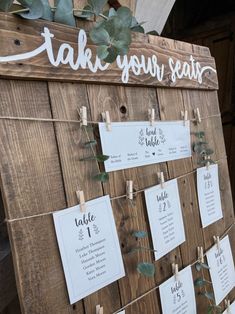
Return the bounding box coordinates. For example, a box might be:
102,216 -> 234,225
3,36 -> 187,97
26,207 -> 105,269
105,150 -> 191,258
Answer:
197,164 -> 223,227
53,195 -> 125,304
206,235 -> 235,305
159,266 -> 196,314
223,301 -> 235,314
144,178 -> 186,260
99,121 -> 191,172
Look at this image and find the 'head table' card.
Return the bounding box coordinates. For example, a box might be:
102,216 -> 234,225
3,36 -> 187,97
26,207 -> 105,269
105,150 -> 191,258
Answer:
159,266 -> 196,314
197,164 -> 223,228
53,195 -> 125,304
99,121 -> 191,172
144,178 -> 186,260
206,235 -> 235,305
223,301 -> 235,314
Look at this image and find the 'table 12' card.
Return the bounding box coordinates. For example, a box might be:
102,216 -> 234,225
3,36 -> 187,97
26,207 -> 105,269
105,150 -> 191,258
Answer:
144,178 -> 186,260
197,164 -> 223,228
53,195 -> 125,304
159,266 -> 196,314
99,121 -> 191,172
206,235 -> 235,306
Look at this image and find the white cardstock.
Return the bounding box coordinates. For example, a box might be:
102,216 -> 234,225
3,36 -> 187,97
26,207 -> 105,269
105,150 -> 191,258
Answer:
99,121 -> 191,172
223,301 -> 235,314
53,195 -> 125,304
197,164 -> 223,228
159,266 -> 197,314
144,178 -> 186,260
206,235 -> 235,305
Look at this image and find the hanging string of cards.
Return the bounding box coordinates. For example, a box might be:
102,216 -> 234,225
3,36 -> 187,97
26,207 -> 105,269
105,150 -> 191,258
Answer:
2,106 -> 232,313
51,105 -> 235,314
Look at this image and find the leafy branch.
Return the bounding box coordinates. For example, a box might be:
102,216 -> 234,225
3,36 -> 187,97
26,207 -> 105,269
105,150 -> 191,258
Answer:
0,0 -> 157,63
192,131 -> 215,167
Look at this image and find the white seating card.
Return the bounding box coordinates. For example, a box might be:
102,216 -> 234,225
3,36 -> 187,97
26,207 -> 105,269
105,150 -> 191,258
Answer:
53,195 -> 125,304
223,301 -> 235,314
206,235 -> 235,305
159,266 -> 196,314
99,121 -> 191,172
197,164 -> 223,228
144,178 -> 186,260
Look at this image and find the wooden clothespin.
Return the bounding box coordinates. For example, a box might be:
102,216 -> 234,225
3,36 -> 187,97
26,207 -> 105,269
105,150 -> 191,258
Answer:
76,189 -> 86,213
96,305 -> 103,314
193,107 -> 202,124
225,299 -> 231,314
172,263 -> 179,282
102,111 -> 112,131
79,106 -> 88,126
197,246 -> 204,264
206,156 -> 211,170
181,110 -> 188,126
213,235 -> 220,251
148,108 -> 155,126
157,172 -> 165,189
126,180 -> 133,200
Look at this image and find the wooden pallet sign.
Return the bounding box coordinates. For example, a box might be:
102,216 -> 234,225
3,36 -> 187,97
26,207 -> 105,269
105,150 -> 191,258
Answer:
0,13 -> 233,314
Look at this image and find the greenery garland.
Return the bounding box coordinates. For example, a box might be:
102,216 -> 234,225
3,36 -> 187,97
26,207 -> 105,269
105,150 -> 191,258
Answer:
0,0 -> 157,63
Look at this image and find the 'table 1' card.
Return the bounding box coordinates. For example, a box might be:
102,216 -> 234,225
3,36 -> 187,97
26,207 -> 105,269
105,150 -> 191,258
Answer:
144,178 -> 186,260
159,266 -> 197,314
53,195 -> 125,304
206,235 -> 235,306
99,121 -> 191,172
197,164 -> 223,228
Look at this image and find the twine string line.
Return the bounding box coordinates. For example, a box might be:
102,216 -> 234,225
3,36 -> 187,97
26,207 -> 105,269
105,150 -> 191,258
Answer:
113,221 -> 235,314
0,113 -> 221,125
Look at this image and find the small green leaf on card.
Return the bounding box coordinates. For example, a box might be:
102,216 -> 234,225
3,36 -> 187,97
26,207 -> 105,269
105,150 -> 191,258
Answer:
137,262 -> 155,277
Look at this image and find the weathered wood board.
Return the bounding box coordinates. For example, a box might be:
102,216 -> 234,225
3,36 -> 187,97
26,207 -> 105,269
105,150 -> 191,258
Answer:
0,13 -> 233,314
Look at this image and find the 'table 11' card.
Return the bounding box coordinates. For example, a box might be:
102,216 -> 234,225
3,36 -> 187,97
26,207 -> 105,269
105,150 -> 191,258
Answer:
53,195 -> 125,304
144,178 -> 186,260
99,121 -> 191,172
206,235 -> 235,306
159,266 -> 196,314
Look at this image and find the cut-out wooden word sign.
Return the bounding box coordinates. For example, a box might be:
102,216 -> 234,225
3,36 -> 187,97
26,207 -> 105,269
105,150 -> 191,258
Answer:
99,121 -> 191,172
0,14 -> 218,88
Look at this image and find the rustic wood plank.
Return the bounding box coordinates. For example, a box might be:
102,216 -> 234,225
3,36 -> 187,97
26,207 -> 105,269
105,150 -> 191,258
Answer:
86,84 -> 161,312
0,13 -> 218,89
48,81 -> 121,313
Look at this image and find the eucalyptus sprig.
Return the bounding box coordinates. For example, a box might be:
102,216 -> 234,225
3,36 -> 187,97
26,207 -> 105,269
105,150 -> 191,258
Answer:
193,131 -> 215,167
0,0 -> 149,63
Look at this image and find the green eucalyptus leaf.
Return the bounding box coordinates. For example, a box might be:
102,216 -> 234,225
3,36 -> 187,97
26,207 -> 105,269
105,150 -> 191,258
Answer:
116,6 -> 132,28
104,46 -> 118,63
93,172 -> 109,182
107,7 -> 117,17
195,262 -> 202,272
95,154 -> 109,162
54,0 -> 76,26
194,278 -> 206,287
194,131 -> 205,139
205,148 -> 214,155
75,4 -> 93,19
199,291 -> 215,301
90,27 -> 110,45
97,45 -> 109,60
17,0 -> 43,19
147,30 -> 159,36
83,140 -> 97,147
201,262 -> 210,270
0,0 -> 14,11
132,231 -> 148,238
40,0 -> 53,20
88,0 -> 107,16
207,306 -> 213,314
131,25 -> 145,33
137,262 -> 155,277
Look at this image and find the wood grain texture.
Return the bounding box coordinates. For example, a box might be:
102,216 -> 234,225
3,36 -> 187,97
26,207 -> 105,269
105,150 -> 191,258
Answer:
0,13 -> 218,89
